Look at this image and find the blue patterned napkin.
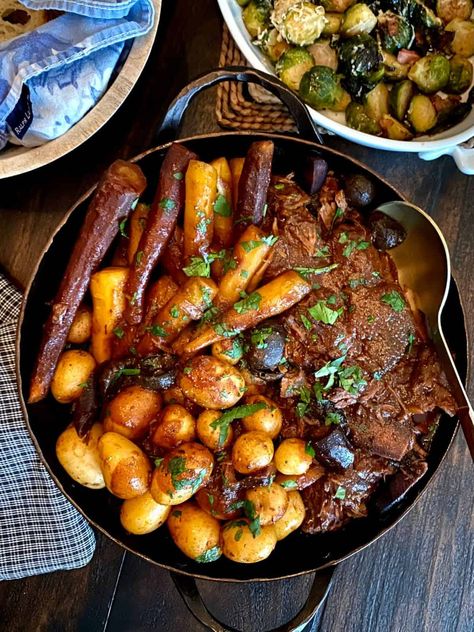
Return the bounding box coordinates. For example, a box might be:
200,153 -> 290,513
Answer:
0,273 -> 95,580
0,0 -> 154,149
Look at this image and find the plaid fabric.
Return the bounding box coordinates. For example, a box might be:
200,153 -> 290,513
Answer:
0,274 -> 95,580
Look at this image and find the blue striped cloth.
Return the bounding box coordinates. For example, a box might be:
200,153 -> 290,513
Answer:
0,274 -> 96,580
0,0 -> 154,148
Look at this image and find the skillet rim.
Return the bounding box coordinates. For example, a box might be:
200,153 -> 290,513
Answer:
15,131 -> 465,582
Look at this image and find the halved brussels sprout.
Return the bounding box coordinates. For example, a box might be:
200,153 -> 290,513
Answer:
436,0 -> 473,23
308,39 -> 338,70
260,28 -> 291,62
341,3 -> 377,37
243,0 -> 272,37
389,79 -> 416,121
300,65 -> 351,110
445,19 -> 474,58
322,12 -> 343,34
407,95 -> 438,132
408,54 -> 450,93
377,11 -> 415,53
339,35 -> 385,98
273,1 -> 327,46
382,51 -> 410,81
276,47 -> 315,90
379,114 -> 414,139
446,56 -> 473,94
364,82 -> 390,121
346,101 -> 381,133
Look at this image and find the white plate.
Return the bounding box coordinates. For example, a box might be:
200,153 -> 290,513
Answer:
218,0 -> 474,173
0,0 -> 162,179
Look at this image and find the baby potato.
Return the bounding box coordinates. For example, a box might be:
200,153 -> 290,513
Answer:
150,442 -> 214,505
51,349 -> 96,404
67,305 -> 92,344
103,386 -> 162,440
167,502 -> 222,562
222,520 -> 277,564
98,432 -> 151,499
211,337 -> 243,366
274,438 -> 313,476
120,491 -> 170,535
179,355 -> 246,409
196,409 -> 234,451
274,490 -> 306,541
232,431 -> 274,474
245,483 -> 289,526
149,404 -> 196,450
242,395 -> 282,439
56,423 -> 105,489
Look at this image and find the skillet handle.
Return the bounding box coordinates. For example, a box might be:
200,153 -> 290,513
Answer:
170,566 -> 334,632
157,67 -> 322,145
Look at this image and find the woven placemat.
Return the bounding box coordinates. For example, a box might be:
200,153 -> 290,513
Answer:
216,25 -> 296,133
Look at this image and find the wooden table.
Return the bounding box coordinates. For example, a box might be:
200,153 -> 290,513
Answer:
1,2 -> 473,630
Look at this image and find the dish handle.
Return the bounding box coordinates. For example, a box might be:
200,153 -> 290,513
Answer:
170,566 -> 334,632
156,66 -> 322,145
418,145 -> 474,175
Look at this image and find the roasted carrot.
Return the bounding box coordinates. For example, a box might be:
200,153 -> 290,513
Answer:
124,143 -> 197,326
235,141 -> 274,230
229,157 -> 245,213
211,157 -> 233,248
183,160 -> 217,262
127,203 -> 150,265
28,160 -> 146,403
181,271 -> 311,356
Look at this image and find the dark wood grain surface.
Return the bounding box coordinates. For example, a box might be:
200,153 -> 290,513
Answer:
0,1 -> 473,631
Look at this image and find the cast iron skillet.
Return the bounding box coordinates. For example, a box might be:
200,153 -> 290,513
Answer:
16,69 -> 467,632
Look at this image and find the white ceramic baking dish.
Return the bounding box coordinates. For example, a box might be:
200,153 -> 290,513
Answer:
217,0 -> 474,174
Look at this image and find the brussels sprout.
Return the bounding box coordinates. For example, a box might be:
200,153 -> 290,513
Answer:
237,0 -> 252,5
339,34 -> 384,98
382,51 -> 410,81
436,0 -> 473,23
273,2 -> 327,46
276,47 -> 315,90
322,12 -> 343,34
408,54 -> 450,93
243,0 -> 272,37
407,95 -> 438,132
446,56 -> 474,94
445,19 -> 474,58
320,0 -> 356,11
377,11 -> 415,53
341,3 -> 378,37
364,83 -> 390,121
379,114 -> 414,139
300,65 -> 351,110
308,39 -> 339,70
414,1 -> 442,28
345,102 -> 381,133
389,79 -> 416,120
260,28 -> 291,61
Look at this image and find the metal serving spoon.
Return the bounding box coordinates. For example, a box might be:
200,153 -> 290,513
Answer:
377,201 -> 474,461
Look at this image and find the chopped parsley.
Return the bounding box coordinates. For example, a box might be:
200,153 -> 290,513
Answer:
316,245 -> 330,258
159,197 -> 176,212
339,232 -> 370,257
338,366 -> 367,395
146,324 -> 167,337
223,337 -> 243,360
296,385 -> 312,418
314,355 -> 346,390
173,171 -> 183,180
227,500 -> 261,538
118,218 -> 128,238
167,456 -> 187,490
233,291 -> 262,314
154,457 -> 164,467
78,381 -> 90,389
367,315 -> 375,324
280,479 -> 298,490
135,250 -> 144,265
325,412 -> 343,426
308,300 -> 343,325
334,486 -> 346,500
262,234 -> 278,247
300,314 -> 312,330
195,546 -> 222,563
214,194 -> 232,217
241,240 -> 263,253
250,327 -> 273,349
112,327 -> 125,339
305,441 -> 315,458
112,367 -> 140,382
407,332 -> 416,354
381,290 -> 406,312
183,251 -> 225,278
210,402 -> 268,447
213,322 -> 238,338
274,183 -> 285,190
170,305 -> 179,318
294,263 -> 338,279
